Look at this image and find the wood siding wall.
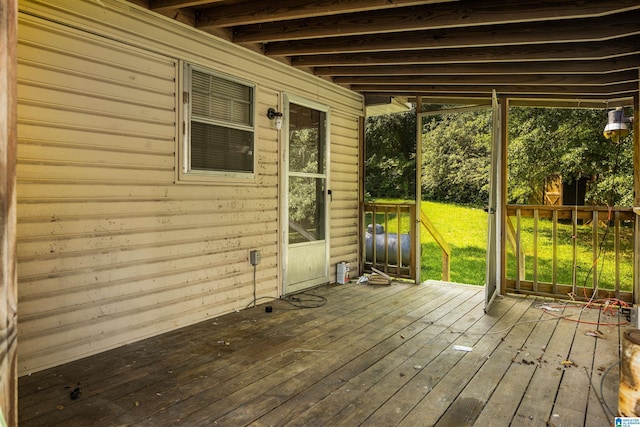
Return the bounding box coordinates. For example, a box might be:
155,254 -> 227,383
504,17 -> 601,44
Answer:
17,0 -> 363,375
1,0 -> 18,423
329,111 -> 360,271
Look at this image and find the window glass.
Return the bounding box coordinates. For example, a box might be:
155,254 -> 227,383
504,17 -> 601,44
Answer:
184,64 -> 255,176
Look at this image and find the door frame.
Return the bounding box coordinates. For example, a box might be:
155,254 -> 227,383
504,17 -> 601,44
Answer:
485,91 -> 504,312
281,93 -> 331,295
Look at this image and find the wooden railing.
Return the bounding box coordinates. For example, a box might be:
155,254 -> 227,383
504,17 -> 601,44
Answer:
506,205 -> 634,302
420,209 -> 450,281
363,203 -> 416,279
362,203 -> 451,282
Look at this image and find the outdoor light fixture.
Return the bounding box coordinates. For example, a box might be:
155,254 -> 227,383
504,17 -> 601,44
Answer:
267,107 -> 283,130
603,106 -> 631,142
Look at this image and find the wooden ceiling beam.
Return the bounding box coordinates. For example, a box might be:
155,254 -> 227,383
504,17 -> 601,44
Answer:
195,0 -> 454,28
333,71 -> 639,86
149,0 -> 225,13
265,12 -> 640,56
507,97 -> 633,108
292,36 -> 640,67
406,96 -> 634,107
232,0 -> 640,43
349,82 -> 638,96
314,56 -> 640,76
408,97 -> 633,109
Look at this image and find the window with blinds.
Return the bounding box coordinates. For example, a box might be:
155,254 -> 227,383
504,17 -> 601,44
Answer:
184,63 -> 255,176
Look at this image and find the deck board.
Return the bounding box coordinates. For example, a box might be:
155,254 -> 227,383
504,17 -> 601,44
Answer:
397,295 -> 535,427
313,288 -> 484,427
260,287 -> 483,426
472,300 -> 559,426
585,306 -> 622,426
553,305 -> 607,426
512,303 -> 580,425
18,281 -> 628,426
178,284 -> 465,426
437,298 -> 550,426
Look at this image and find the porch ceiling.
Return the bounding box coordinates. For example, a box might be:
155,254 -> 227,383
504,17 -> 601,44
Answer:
131,0 -> 640,107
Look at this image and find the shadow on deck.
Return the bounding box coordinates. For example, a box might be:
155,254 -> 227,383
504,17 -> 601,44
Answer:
19,280 -> 626,426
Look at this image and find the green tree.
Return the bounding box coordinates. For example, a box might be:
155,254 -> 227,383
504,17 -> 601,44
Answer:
508,107 -> 633,206
365,110 -> 416,199
421,109 -> 492,206
365,105 -> 633,207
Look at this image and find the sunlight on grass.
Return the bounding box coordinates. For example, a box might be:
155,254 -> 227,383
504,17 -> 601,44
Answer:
506,215 -> 633,292
421,201 -> 488,285
370,199 -> 634,290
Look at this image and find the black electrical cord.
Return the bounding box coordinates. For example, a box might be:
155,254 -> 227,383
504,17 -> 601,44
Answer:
281,292 -> 328,309
252,263 -> 257,307
245,292 -> 328,310
600,360 -> 619,419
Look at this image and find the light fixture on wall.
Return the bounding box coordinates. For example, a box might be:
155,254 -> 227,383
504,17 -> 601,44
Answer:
603,106 -> 632,143
267,108 -> 284,130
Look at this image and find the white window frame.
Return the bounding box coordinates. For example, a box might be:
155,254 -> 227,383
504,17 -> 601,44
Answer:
177,61 -> 256,183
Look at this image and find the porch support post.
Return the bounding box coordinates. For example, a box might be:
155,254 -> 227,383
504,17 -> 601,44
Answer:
415,96 -> 422,284
0,0 -> 18,424
358,115 -> 365,277
499,98 -> 508,295
634,90 -> 640,304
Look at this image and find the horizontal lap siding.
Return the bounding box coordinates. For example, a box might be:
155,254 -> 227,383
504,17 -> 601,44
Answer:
17,0 -> 362,375
17,16 -> 280,374
329,112 -> 360,273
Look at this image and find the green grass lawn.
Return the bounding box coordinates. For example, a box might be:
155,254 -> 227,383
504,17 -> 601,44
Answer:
421,201 -> 488,285
369,200 -> 633,290
506,213 -> 633,292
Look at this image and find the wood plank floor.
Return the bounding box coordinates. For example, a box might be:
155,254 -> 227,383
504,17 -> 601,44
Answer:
18,281 -> 628,426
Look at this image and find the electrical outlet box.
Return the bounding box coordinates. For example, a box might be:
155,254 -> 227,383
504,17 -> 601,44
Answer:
249,250 -> 260,266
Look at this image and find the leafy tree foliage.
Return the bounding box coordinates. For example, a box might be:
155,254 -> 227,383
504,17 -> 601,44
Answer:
508,107 -> 633,206
365,105 -> 633,207
288,125 -> 325,243
421,109 -> 491,206
364,110 -> 416,199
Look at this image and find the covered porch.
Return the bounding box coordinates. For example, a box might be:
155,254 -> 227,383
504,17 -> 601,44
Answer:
2,0 -> 640,425
19,281 -> 625,426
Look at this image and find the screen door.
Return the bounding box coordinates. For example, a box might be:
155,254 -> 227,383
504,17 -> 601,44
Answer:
283,96 -> 330,294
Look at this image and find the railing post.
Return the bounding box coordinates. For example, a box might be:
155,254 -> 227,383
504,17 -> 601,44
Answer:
506,216 -> 525,282
571,209 -> 577,296
533,208 -> 538,291
634,93 -> 640,304
592,210 -> 599,296
615,210 -> 620,300
552,209 -> 558,294
410,205 -> 416,280
372,204 -> 377,269
442,252 -> 450,282
383,208 -> 389,272
415,97 -> 422,284
515,208 -> 521,291
396,204 -> 401,276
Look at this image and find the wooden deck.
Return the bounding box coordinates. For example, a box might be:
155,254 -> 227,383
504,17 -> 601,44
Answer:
18,281 -> 627,426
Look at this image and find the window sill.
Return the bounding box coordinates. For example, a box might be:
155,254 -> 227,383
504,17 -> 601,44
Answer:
175,170 -> 257,185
